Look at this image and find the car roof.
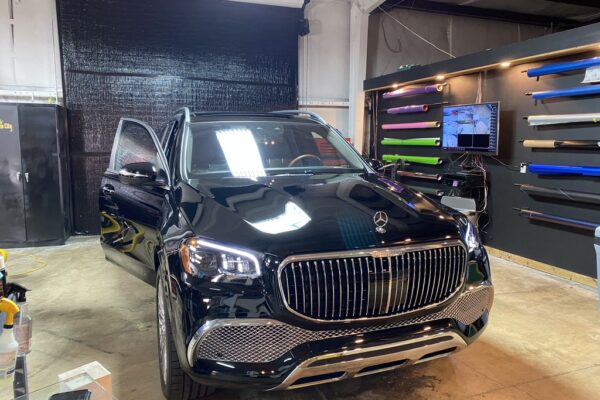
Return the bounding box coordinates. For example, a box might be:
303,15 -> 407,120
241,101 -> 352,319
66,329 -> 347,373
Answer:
188,112 -> 323,125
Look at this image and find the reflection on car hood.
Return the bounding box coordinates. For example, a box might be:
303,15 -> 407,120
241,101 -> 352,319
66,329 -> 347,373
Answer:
179,173 -> 462,257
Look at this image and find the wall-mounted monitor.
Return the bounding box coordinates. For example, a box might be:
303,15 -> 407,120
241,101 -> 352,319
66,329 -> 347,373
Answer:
442,102 -> 499,155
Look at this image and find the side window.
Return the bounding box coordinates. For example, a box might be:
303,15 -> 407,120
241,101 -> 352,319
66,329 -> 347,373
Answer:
162,120 -> 180,167
159,121 -> 175,147
110,120 -> 161,172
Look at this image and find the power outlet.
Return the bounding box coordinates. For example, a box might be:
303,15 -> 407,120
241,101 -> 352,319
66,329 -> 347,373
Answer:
520,163 -> 527,173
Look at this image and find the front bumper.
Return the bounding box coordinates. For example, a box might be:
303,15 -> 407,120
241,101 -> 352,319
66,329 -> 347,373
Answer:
271,330 -> 467,390
185,282 -> 493,390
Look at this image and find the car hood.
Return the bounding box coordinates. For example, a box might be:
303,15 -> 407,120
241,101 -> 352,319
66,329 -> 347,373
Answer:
179,173 -> 463,257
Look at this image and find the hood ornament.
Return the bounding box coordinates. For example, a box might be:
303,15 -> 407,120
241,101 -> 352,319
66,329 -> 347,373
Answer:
373,211 -> 389,234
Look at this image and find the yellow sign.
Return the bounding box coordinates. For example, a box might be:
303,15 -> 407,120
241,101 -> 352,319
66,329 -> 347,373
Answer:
0,119 -> 14,133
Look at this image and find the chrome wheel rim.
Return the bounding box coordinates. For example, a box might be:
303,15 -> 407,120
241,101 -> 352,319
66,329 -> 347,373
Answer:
157,278 -> 168,385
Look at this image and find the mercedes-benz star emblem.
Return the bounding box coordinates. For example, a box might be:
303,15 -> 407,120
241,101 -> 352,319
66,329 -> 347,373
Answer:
373,211 -> 389,234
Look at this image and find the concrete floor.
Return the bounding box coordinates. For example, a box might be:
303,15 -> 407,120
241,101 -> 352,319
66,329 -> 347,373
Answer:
3,236 -> 600,399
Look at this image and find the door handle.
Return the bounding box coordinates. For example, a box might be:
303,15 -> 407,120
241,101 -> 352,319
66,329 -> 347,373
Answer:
102,184 -> 115,196
24,172 -> 29,183
16,172 -> 21,181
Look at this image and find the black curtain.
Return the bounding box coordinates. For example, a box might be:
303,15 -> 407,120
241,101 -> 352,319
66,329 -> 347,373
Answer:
57,0 -> 300,233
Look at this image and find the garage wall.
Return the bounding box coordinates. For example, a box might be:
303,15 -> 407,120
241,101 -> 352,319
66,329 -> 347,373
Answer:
299,0 -> 351,136
0,0 -> 62,102
57,0 -> 301,234
367,8 -> 548,79
368,48 -> 600,280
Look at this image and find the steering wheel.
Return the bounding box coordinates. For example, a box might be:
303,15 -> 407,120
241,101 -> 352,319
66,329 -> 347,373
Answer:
287,154 -> 323,167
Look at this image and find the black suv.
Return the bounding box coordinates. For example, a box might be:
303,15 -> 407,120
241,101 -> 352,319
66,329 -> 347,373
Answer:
100,108 -> 493,399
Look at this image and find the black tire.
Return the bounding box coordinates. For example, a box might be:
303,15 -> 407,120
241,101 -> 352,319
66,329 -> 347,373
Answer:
157,273 -> 215,399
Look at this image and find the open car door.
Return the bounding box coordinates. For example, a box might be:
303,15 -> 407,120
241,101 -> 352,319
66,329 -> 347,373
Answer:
99,118 -> 171,285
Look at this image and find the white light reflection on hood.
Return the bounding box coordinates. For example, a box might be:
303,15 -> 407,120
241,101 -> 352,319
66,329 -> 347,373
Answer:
246,202 -> 311,234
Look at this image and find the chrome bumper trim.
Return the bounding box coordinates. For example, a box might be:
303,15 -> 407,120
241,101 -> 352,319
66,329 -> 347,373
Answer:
186,319 -> 285,366
186,282 -> 492,365
269,331 -> 468,390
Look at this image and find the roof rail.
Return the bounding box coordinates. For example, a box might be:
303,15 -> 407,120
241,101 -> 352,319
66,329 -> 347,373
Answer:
175,107 -> 192,123
271,110 -> 328,125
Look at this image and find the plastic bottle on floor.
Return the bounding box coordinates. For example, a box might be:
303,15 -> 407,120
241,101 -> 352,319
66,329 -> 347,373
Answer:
0,298 -> 20,390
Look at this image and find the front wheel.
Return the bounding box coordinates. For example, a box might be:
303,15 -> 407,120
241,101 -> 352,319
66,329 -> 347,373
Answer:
157,273 -> 215,399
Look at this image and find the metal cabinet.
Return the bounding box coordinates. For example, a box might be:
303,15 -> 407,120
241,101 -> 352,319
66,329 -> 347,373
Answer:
0,104 -> 72,247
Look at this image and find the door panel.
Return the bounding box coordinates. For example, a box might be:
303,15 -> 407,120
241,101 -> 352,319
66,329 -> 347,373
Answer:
19,105 -> 64,242
0,105 -> 26,243
100,118 -> 170,285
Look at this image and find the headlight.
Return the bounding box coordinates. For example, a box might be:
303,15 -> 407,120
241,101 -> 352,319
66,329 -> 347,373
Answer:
180,238 -> 261,278
458,216 -> 481,252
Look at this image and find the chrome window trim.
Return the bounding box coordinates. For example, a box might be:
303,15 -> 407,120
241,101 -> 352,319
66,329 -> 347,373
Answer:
276,239 -> 468,324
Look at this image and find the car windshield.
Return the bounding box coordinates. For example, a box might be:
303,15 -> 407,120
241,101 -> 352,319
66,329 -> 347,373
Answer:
180,119 -> 366,181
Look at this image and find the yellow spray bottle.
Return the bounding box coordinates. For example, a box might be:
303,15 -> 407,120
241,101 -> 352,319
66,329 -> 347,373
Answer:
0,249 -> 8,297
0,298 -> 19,389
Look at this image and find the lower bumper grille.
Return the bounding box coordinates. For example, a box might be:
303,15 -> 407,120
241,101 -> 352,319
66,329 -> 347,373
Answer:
279,241 -> 467,321
191,283 -> 493,364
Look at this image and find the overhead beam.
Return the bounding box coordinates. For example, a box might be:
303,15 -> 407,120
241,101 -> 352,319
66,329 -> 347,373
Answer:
379,0 -> 580,28
546,0 -> 600,7
355,0 -> 386,13
226,0 -> 304,8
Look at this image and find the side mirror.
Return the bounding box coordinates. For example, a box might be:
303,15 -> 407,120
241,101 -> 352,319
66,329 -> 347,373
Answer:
119,162 -> 157,185
366,158 -> 384,171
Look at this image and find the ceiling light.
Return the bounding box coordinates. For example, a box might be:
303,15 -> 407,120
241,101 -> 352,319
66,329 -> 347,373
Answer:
392,83 -> 399,89
435,75 -> 445,81
500,61 -> 511,68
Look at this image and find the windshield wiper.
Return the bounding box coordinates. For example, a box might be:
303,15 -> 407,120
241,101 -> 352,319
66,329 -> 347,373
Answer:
269,172 -> 315,177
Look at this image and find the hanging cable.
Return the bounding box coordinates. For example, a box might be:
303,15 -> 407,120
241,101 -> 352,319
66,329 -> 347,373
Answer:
489,156 -> 521,171
381,15 -> 402,53
377,7 -> 456,59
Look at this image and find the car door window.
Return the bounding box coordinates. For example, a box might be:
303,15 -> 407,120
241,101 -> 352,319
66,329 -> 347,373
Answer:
161,120 -> 180,169
109,120 -> 165,174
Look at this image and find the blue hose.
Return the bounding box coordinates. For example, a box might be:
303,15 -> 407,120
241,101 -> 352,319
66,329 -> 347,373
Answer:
527,57 -> 600,78
529,164 -> 600,176
531,85 -> 600,100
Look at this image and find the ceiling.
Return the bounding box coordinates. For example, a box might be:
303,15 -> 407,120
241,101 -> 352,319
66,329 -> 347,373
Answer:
227,0 -> 305,7
380,0 -> 600,28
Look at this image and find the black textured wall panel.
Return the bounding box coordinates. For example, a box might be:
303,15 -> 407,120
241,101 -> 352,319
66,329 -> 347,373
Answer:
57,0 -> 300,233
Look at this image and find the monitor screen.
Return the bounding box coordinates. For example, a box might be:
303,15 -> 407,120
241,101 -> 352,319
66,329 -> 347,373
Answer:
442,102 -> 499,155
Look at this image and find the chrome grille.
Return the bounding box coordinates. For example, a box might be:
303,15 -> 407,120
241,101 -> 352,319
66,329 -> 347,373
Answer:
279,242 -> 467,321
